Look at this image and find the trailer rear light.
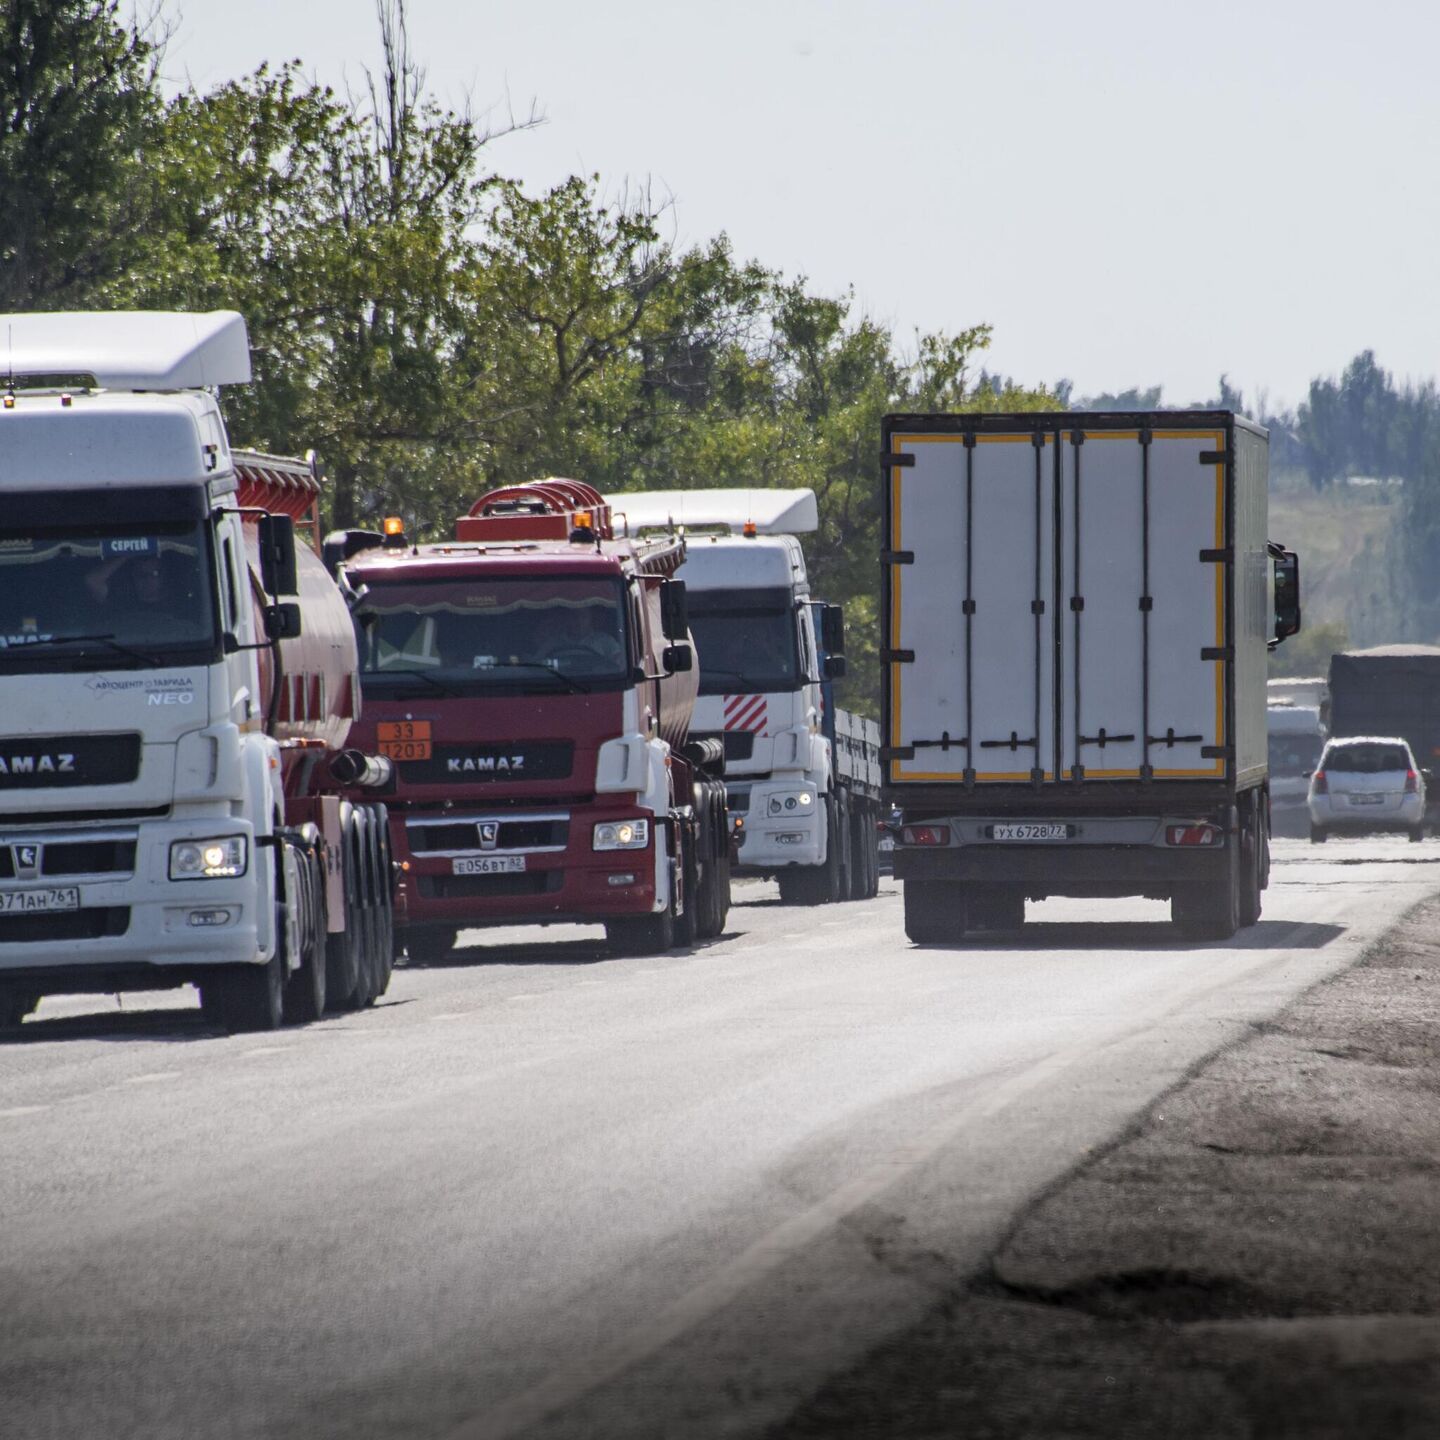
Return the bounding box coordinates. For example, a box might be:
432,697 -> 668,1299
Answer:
900,825 -> 948,846
1312,771 -> 1328,794
1165,824 -> 1221,847
1406,770 -> 1421,793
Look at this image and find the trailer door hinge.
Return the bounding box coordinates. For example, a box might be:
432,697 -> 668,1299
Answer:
882,648 -> 915,664
880,745 -> 915,762
1201,744 -> 1235,760
882,550 -> 915,565
1199,547 -> 1232,563
1199,450 -> 1227,465
1201,646 -> 1234,662
884,451 -> 916,468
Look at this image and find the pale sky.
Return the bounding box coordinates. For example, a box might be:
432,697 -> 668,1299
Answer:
158,0 -> 1440,411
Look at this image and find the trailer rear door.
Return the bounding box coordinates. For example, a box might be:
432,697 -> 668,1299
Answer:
885,419 -> 1228,788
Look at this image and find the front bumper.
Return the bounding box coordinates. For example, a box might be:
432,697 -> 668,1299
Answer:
731,780 -> 824,870
392,803 -> 662,929
0,818 -> 267,983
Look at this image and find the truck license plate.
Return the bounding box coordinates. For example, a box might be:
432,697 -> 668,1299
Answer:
453,856 -> 526,876
0,886 -> 80,914
990,823 -> 1070,841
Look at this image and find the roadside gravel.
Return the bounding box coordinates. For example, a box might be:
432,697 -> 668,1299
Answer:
772,897 -> 1440,1439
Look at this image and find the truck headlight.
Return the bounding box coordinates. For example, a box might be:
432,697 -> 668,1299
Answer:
169,835 -> 248,880
766,791 -> 815,817
593,819 -> 650,851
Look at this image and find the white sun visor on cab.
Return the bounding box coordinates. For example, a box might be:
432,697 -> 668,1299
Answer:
615,487 -> 818,536
0,310 -> 252,390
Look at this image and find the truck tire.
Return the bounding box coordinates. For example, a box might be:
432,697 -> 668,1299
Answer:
779,796 -> 843,905
202,956 -> 284,1033
968,885 -> 1025,933
674,828 -> 698,948
0,985 -> 39,1033
326,807 -> 367,1011
835,790 -> 854,900
904,879 -> 968,944
369,805 -> 396,999
855,800 -> 880,898
694,781 -> 729,940
1238,802 -> 1263,928
283,842 -> 327,1024
1308,823 -> 1327,844
405,928 -> 459,964
359,806 -> 394,1005
1172,838 -> 1240,940
605,896 -> 676,956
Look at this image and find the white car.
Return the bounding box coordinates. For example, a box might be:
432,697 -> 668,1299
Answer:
1308,736 -> 1426,843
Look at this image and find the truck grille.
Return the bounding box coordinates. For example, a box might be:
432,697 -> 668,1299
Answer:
406,818 -> 568,854
0,840 -> 137,879
0,733 -> 142,790
398,741 -> 574,785
0,908 -> 131,943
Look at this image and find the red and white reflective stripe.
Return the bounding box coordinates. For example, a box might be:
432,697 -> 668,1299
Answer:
724,694 -> 767,733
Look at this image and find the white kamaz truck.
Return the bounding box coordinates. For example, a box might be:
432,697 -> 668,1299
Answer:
0,311 -> 393,1031
617,489 -> 881,904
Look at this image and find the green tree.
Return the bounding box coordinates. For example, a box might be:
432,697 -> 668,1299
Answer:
0,0 -> 161,309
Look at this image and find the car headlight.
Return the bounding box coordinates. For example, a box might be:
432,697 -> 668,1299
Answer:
766,791 -> 815,817
593,819 -> 650,851
170,835 -> 248,880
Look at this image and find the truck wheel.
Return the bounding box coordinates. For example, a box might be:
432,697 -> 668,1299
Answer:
968,886 -> 1025,933
1410,824 -> 1425,843
202,957 -> 284,1033
779,797 -> 844,905
1172,839 -> 1240,941
605,901 -> 675,956
0,986 -> 40,1033
326,808 -> 366,1011
405,928 -> 459,964
674,830 -> 698,948
857,802 -> 880,898
694,783 -> 729,940
360,806 -> 394,1004
903,879 -> 968,944
283,845 -> 327,1024
1308,824 -> 1327,844
1238,804 -> 1263,928
835,790 -> 854,900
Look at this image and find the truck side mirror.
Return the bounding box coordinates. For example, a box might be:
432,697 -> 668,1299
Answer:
1269,543 -> 1300,646
660,579 -> 689,641
821,603 -> 845,656
823,654 -> 847,679
662,643 -> 692,674
263,601 -> 303,641
258,514 -> 300,597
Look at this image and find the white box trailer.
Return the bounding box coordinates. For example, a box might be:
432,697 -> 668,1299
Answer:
881,411 -> 1299,942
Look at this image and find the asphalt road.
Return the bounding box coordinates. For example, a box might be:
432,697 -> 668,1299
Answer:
3,837 -> 1437,1440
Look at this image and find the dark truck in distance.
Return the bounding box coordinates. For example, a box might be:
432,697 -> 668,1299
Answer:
882,410 -> 1300,943
1328,645 -> 1440,825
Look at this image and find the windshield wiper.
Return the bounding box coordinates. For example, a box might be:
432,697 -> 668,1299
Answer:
368,668 -> 460,698
1,632 -> 160,666
474,662 -> 590,694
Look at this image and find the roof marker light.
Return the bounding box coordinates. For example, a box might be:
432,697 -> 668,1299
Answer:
743,520 -> 758,538
383,516 -> 405,536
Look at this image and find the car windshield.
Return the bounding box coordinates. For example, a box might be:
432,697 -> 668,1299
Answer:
1325,742 -> 1411,774
0,520 -> 218,671
689,602 -> 800,695
353,576 -> 630,695
1269,733 -> 1324,774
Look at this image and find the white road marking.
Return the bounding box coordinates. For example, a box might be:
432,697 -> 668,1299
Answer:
0,1105 -> 48,1118
125,1071 -> 181,1085
240,1047 -> 288,1058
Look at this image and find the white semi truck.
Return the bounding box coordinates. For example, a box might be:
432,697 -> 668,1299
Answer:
0,311 -> 394,1031
617,489 -> 881,904
881,411 -> 1301,942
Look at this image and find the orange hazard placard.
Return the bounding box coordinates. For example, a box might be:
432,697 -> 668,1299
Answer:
377,719 -> 432,760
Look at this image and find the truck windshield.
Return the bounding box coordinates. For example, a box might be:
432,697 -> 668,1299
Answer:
689,601 -> 801,695
353,576 -> 630,695
0,520 -> 219,672
1268,733 -> 1324,775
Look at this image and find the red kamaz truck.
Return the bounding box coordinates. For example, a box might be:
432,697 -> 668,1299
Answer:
328,480 -> 730,959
